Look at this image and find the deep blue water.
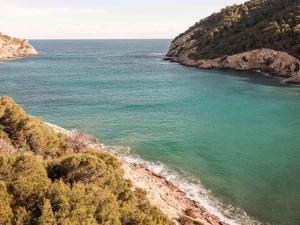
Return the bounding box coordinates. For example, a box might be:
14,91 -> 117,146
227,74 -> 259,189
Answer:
1,40 -> 300,225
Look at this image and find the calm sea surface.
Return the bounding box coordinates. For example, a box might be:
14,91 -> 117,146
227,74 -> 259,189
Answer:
0,40 -> 299,225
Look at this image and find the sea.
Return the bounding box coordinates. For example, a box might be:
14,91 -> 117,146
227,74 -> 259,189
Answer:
1,40 -> 299,225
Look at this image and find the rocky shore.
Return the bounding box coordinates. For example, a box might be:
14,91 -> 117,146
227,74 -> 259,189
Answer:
46,122 -> 230,225
166,48 -> 300,84
0,32 -> 38,60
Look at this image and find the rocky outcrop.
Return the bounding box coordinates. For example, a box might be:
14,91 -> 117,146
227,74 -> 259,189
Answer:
0,32 -> 38,59
167,48 -> 300,84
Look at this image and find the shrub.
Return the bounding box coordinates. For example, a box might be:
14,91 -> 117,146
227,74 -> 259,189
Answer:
0,181 -> 13,225
0,152 -> 51,221
38,198 -> 57,225
0,96 -> 66,156
0,151 -> 174,225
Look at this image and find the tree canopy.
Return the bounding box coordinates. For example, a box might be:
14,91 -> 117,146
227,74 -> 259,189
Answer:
169,0 -> 300,60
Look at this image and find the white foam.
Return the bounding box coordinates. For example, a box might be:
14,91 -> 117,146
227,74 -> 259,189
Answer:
149,52 -> 164,56
104,144 -> 262,225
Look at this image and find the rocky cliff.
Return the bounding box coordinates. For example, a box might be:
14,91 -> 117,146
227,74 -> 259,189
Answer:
167,0 -> 300,84
0,33 -> 38,59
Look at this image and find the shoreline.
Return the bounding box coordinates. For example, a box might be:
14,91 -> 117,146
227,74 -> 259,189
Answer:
45,122 -> 257,225
168,57 -> 300,86
0,56 -> 25,61
0,54 -> 38,61
165,49 -> 300,85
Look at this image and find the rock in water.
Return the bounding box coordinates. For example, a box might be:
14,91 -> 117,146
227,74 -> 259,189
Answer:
0,32 -> 38,59
167,0 -> 300,84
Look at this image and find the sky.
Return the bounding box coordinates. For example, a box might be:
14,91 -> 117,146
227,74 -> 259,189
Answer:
0,0 -> 247,39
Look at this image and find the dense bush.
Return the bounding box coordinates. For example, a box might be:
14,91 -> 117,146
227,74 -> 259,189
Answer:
0,96 -> 174,225
0,181 -> 13,224
0,96 -> 66,156
0,152 -> 173,225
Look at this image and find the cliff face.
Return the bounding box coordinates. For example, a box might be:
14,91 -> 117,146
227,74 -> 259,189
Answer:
167,0 -> 300,84
0,33 -> 38,59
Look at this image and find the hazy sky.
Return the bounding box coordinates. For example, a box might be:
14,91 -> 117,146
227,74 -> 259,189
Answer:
1,0 -> 246,39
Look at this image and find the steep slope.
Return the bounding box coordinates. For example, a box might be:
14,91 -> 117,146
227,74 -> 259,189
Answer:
167,0 -> 300,83
0,96 -> 174,225
0,96 -> 66,156
0,33 -> 38,59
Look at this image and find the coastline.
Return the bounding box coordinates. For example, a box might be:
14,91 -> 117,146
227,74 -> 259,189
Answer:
45,122 -> 257,225
165,49 -> 300,85
0,33 -> 38,60
0,55 -> 37,61
0,56 -> 25,61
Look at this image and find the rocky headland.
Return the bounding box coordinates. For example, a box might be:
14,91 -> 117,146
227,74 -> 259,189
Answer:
0,32 -> 38,60
167,48 -> 300,84
166,0 -> 300,84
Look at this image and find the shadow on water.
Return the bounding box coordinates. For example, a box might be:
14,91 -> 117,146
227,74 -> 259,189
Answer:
167,60 -> 300,89
212,69 -> 299,88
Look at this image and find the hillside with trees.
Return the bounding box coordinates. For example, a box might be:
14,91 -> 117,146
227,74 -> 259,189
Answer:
167,0 -> 300,83
168,0 -> 300,60
0,96 -> 173,225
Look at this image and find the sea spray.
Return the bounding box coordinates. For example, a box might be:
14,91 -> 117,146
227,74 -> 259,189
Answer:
46,121 -> 263,225
104,144 -> 262,225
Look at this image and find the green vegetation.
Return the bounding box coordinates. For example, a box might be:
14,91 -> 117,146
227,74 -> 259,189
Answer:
0,96 -> 173,225
0,96 -> 66,156
174,0 -> 300,60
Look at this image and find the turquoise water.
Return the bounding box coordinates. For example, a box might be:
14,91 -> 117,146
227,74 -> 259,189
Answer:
1,40 -> 300,225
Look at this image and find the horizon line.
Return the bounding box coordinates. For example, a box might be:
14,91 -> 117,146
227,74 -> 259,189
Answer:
29,38 -> 174,40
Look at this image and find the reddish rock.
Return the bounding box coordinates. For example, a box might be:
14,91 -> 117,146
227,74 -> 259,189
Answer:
167,48 -> 300,84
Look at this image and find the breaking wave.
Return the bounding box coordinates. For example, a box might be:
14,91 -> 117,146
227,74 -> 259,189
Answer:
104,144 -> 262,225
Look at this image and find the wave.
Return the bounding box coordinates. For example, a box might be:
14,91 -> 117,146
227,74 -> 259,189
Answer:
148,52 -> 165,56
104,144 -> 262,225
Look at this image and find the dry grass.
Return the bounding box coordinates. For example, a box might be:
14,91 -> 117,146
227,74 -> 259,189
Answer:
0,139 -> 17,154
65,130 -> 99,152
